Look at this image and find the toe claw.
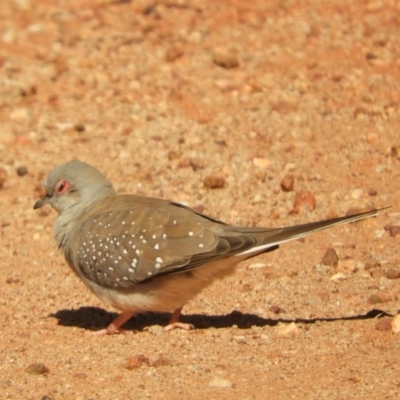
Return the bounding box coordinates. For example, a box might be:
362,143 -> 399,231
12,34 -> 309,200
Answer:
164,322 -> 194,332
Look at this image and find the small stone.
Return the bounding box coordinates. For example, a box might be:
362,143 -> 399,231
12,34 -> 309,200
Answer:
208,377 -> 233,388
10,107 -> 30,121
5,277 -> 20,284
0,167 -> 7,189
269,305 -> 284,314
321,248 -> 339,268
192,204 -> 205,213
144,325 -> 165,336
330,272 -> 347,281
74,123 -> 85,132
366,132 -> 379,143
370,268 -> 384,278
280,174 -> 294,192
339,259 -> 359,274
212,47 -> 240,69
368,188 -> 378,196
168,151 -> 180,161
165,46 -> 183,62
384,225 -> 400,237
375,317 -> 392,332
151,356 -> 171,367
16,166 -> 28,176
293,189 -> 316,213
351,189 -> 363,199
189,158 -> 204,171
271,100 -> 298,114
277,322 -> 298,336
25,363 -> 49,375
391,314 -> 400,334
73,373 -> 88,379
367,292 -> 393,305
315,263 -> 331,275
203,175 -> 225,189
391,145 -> 400,159
386,268 -> 400,279
252,157 -> 270,168
125,355 -> 150,369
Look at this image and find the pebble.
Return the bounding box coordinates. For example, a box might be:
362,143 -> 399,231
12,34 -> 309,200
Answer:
253,157 -> 270,168
280,174 -> 294,192
212,47 -> 240,69
351,188 -> 363,199
339,259 -> 359,274
269,305 -> 285,314
16,166 -> 28,176
144,325 -> 165,336
125,355 -> 150,369
208,377 -> 233,388
293,189 -> 316,213
330,272 -> 347,281
10,107 -> 30,121
386,268 -> 400,279
375,318 -> 392,332
384,225 -> 400,237
271,100 -> 298,114
391,145 -> 400,159
151,356 -> 171,367
165,46 -> 183,62
277,322 -> 298,336
321,248 -> 339,268
368,188 -> 378,196
203,175 -> 225,189
391,314 -> 400,334
367,292 -> 393,305
168,150 -> 179,161
74,123 -> 85,132
315,263 -> 331,275
0,167 -> 7,189
25,363 -> 49,375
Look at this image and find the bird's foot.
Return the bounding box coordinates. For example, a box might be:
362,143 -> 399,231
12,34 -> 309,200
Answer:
85,311 -> 135,336
164,322 -> 194,332
85,326 -> 134,336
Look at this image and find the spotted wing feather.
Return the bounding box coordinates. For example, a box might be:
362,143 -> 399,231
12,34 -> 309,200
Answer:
74,200 -> 240,288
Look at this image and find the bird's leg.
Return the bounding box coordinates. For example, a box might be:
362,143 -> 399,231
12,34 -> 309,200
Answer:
164,307 -> 194,331
87,311 -> 135,336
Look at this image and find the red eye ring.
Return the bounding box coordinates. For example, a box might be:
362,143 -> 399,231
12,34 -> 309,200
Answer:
55,179 -> 70,194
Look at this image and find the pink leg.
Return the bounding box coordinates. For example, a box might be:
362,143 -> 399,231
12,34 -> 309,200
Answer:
164,307 -> 194,331
86,311 -> 135,336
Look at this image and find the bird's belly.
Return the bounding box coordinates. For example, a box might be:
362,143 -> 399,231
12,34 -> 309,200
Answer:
80,271 -> 213,313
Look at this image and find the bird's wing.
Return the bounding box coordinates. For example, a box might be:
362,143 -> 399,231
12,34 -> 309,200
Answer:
73,201 -> 259,288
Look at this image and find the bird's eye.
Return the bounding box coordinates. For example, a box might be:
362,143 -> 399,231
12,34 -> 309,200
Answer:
55,179 -> 70,194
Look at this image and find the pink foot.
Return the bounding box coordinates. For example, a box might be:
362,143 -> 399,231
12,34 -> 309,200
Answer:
85,326 -> 134,336
164,307 -> 194,331
164,322 -> 194,332
85,311 -> 135,336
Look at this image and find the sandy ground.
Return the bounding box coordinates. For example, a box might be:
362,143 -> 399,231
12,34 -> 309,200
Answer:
1,0 -> 400,399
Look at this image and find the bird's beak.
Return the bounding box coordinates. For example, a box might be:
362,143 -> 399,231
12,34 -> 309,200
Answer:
33,195 -> 51,210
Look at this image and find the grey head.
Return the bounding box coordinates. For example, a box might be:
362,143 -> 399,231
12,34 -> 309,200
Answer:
34,160 -> 116,215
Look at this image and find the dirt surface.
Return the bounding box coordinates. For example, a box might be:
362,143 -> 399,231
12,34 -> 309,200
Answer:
1,0 -> 400,399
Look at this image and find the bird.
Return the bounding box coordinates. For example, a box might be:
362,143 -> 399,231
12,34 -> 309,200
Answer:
34,160 -> 383,335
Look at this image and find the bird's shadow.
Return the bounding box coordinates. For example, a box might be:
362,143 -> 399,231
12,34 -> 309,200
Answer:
48,307 -> 391,332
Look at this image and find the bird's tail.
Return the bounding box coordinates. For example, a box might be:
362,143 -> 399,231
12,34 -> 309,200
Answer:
236,207 -> 386,258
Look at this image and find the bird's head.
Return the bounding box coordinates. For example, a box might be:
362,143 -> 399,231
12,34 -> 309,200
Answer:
34,160 -> 115,215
